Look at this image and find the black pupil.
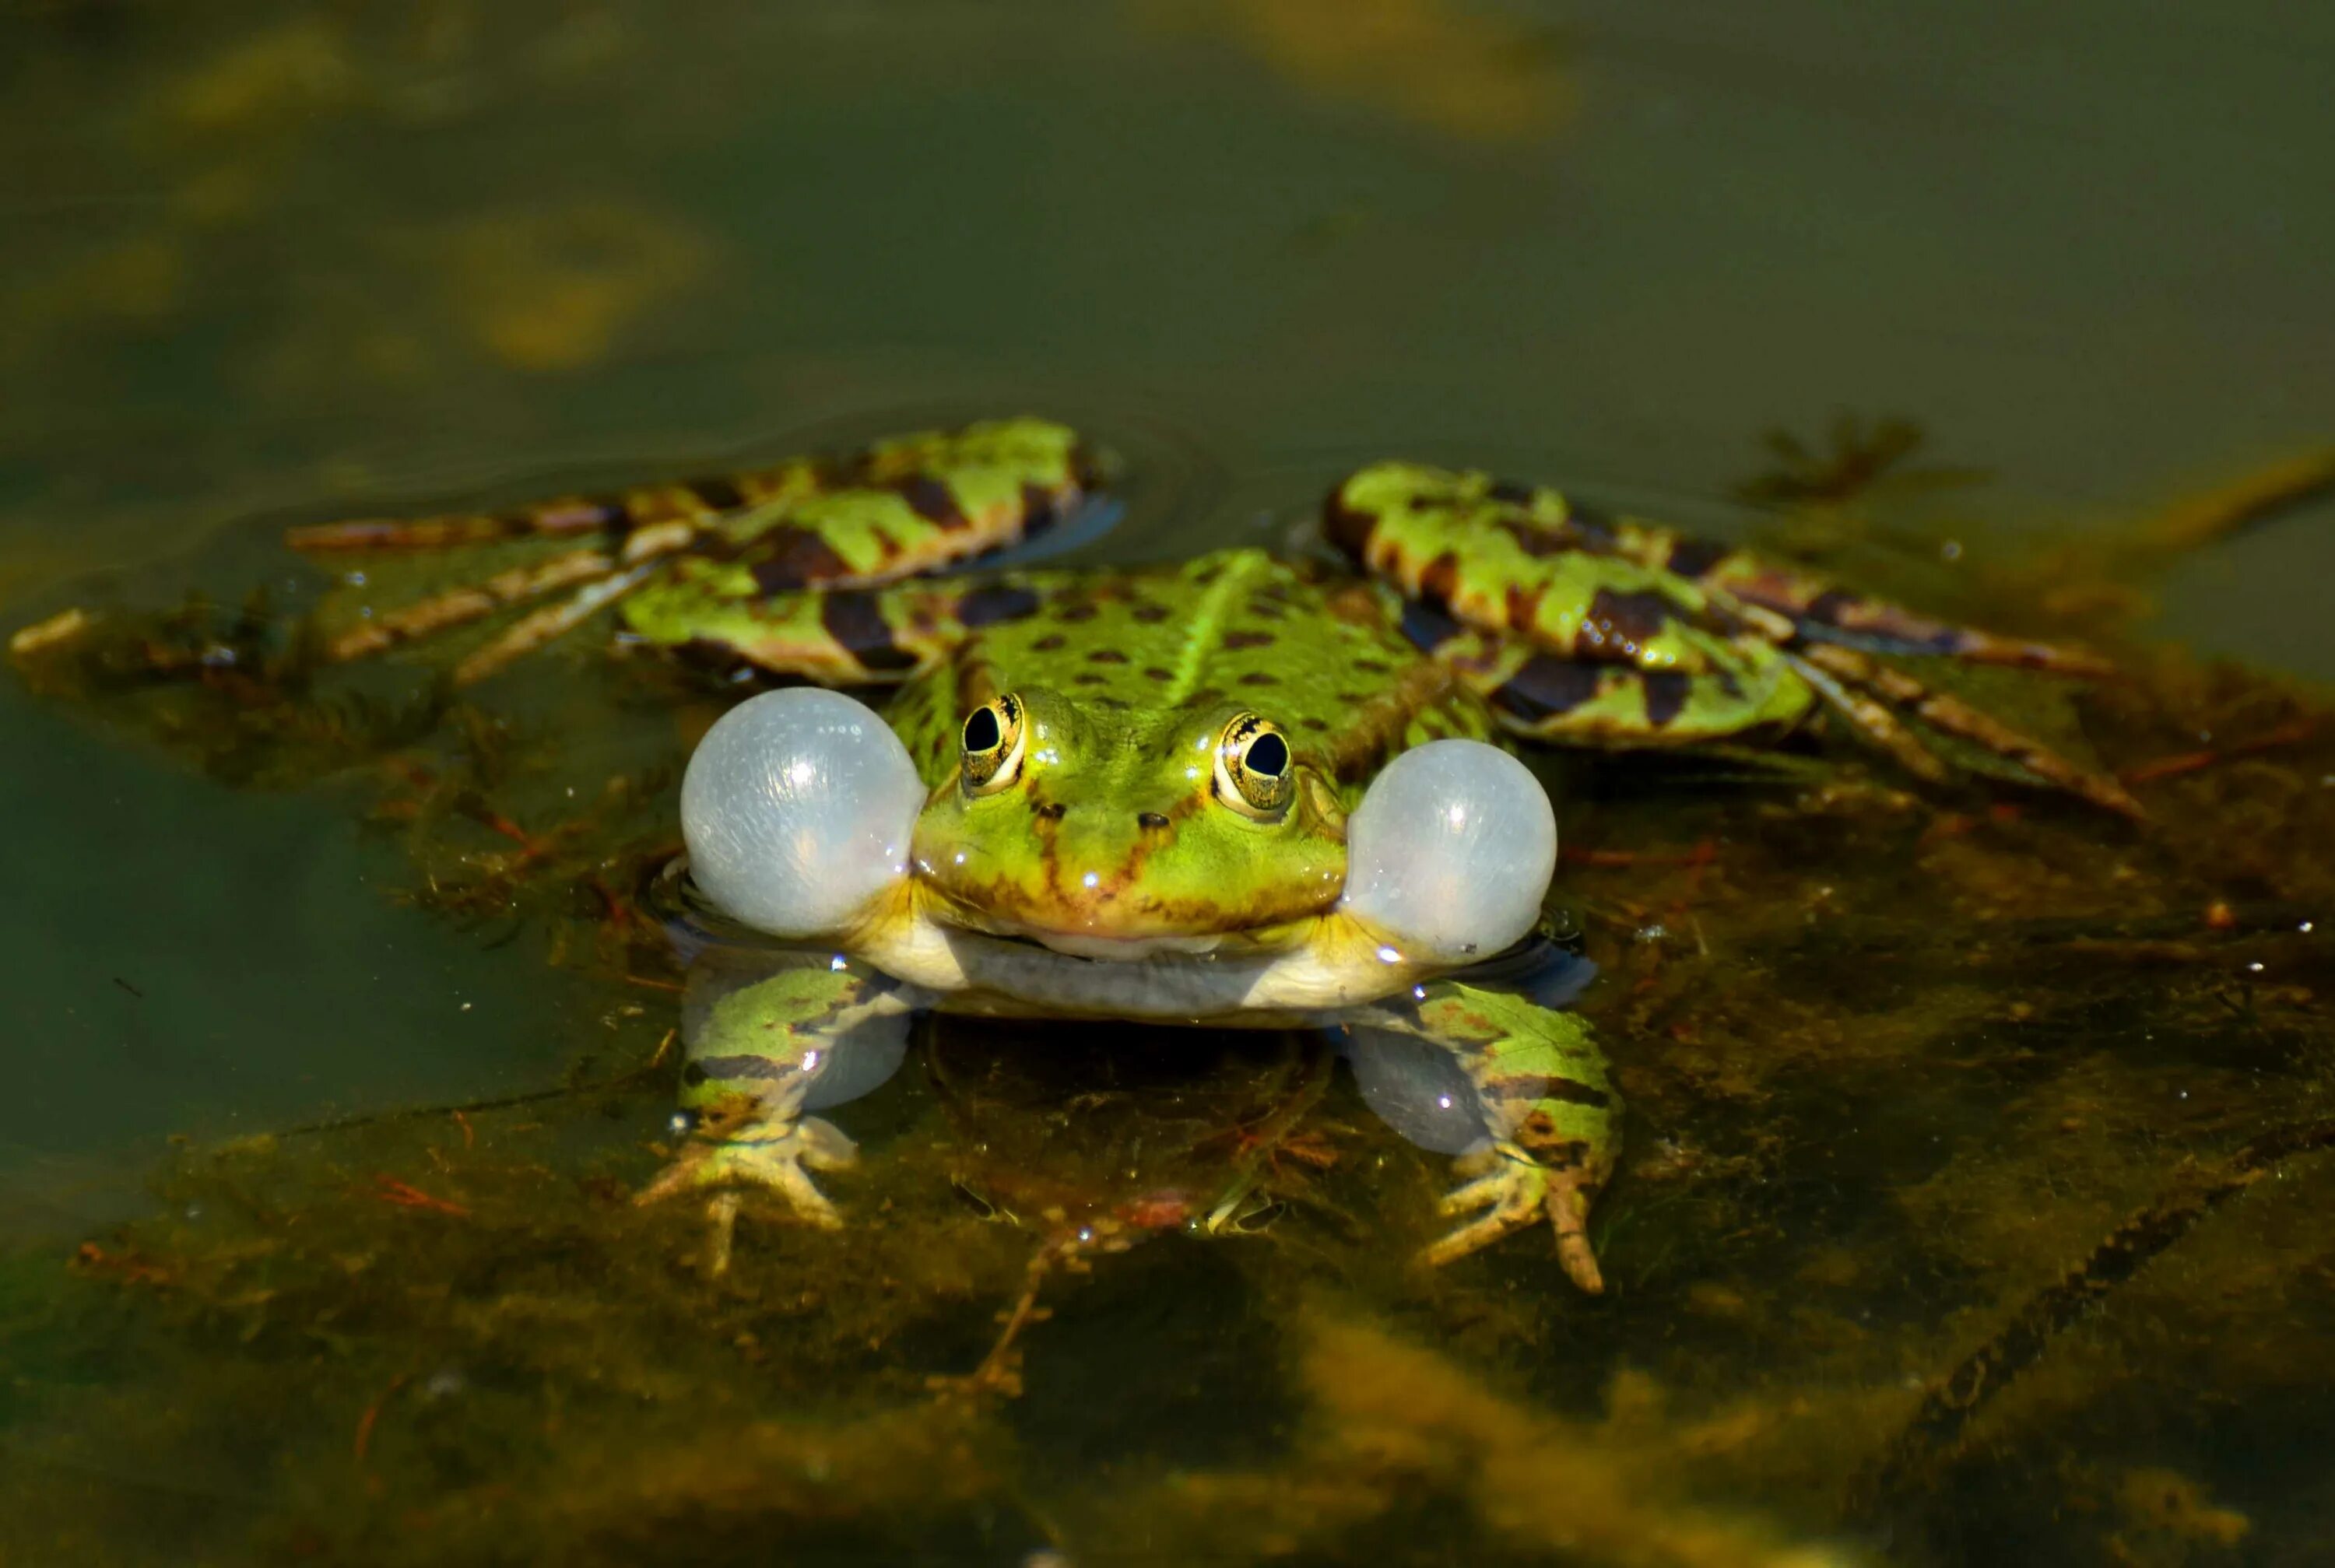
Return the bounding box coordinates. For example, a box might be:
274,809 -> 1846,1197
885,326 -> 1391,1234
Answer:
1245,731 -> 1289,777
963,707 -> 1002,752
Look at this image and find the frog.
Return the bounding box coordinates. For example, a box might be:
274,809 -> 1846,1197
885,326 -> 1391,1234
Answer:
12,417 -> 2143,1290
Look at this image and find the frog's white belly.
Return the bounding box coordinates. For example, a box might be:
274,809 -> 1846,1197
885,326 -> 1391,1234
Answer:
855,903 -> 1433,1025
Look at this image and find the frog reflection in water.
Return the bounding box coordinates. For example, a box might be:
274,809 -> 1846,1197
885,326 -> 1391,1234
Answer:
71,419 -> 2140,1289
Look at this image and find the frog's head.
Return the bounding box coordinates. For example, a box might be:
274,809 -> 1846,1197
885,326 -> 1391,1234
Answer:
682,687 -> 1554,968
907,687 -> 1349,956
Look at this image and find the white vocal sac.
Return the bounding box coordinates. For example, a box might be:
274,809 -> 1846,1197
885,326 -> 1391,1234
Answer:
1336,739 -> 1557,963
680,687 -> 929,938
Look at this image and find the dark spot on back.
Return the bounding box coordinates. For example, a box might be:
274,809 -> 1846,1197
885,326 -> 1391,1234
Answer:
1223,630 -> 1275,650
1073,672 -> 1109,686
1300,717 -> 1329,731
1498,520 -> 1571,559
672,637 -> 756,679
1034,801 -> 1068,821
896,475 -> 968,529
1054,603 -> 1100,623
1494,655 -> 1603,720
748,529 -> 852,591
1129,602 -> 1171,624
1503,583 -> 1545,631
1487,479 -> 1535,504
1031,634 -> 1067,652
957,585 -> 1042,628
1584,588 -> 1674,654
1088,648 -> 1129,664
1239,672 -> 1278,686
1665,535 -> 1733,579
1322,494 -> 1376,557
1019,480 -> 1059,535
820,591 -> 918,672
1642,670 -> 1692,728
1562,500 -> 1622,552
1353,659 -> 1389,674
1143,666 -> 1174,682
1137,812 -> 1170,831
1803,588 -> 1867,630
686,475 -> 745,511
1419,551 -> 1462,605
1399,598 -> 1466,652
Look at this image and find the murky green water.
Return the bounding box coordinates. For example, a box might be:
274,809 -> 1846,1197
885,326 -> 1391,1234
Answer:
4,3 -> 2333,1563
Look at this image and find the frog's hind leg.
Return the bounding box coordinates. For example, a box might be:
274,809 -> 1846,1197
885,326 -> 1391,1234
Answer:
1656,539 -> 2119,678
1396,603 -> 1814,749
300,464 -> 822,670
297,417 -> 1094,682
1784,641 -> 2144,817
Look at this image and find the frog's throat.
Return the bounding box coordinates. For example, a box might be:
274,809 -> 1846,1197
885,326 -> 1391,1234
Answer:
839,888 -> 1436,1020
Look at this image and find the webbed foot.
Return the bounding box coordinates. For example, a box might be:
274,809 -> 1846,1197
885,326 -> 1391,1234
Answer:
637,1111 -> 860,1229
1421,1140 -> 1604,1293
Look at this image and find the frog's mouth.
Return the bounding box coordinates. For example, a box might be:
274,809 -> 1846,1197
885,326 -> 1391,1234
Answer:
992,928 -> 1235,961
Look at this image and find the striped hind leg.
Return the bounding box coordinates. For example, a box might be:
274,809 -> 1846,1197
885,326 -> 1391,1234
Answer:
1789,642 -> 2143,816
1649,538 -> 2119,677
297,461 -> 829,668
1325,459 -> 2117,677
299,418 -> 1093,682
1396,602 -> 1817,748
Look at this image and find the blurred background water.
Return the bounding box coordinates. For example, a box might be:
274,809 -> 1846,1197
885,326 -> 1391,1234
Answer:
1,3 -> 2330,1560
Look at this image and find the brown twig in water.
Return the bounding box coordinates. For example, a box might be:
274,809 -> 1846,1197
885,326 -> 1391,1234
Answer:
353,1372 -> 412,1463
2117,716 -> 2321,787
1859,1116 -> 2335,1510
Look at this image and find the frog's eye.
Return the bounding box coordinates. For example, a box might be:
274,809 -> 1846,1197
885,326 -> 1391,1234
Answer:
960,693 -> 1027,795
1215,713 -> 1294,820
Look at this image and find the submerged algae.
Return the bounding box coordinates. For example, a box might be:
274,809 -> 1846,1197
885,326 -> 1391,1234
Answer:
10,444 -> 2335,1563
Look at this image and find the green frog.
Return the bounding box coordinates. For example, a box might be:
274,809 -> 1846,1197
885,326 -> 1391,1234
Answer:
24,417 -> 2139,1292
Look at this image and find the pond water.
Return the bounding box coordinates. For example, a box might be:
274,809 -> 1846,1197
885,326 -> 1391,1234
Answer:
3,3 -> 2332,1563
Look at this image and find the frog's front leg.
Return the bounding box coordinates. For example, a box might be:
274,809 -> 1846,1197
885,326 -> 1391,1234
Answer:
637,954 -> 926,1233
1340,980 -> 1618,1293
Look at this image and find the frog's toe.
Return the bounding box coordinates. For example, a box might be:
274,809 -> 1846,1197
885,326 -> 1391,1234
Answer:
1419,1142 -> 1605,1293
636,1116 -> 859,1229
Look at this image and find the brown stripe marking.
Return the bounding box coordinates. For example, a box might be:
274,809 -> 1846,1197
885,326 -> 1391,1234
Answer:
897,475 -> 970,529
1418,550 -> 1462,606
1493,655 -> 1603,721
1019,481 -> 1060,535
1664,535 -> 1733,579
1642,671 -> 1692,728
1583,588 -> 1674,654
1322,494 -> 1378,558
686,475 -> 746,511
819,591 -> 918,673
749,531 -> 855,592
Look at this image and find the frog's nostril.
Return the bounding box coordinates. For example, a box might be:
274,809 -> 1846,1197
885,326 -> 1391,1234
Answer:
1137,812 -> 1171,831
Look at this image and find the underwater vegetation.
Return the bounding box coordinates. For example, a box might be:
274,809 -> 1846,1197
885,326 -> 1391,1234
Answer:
5,420 -> 2335,1565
